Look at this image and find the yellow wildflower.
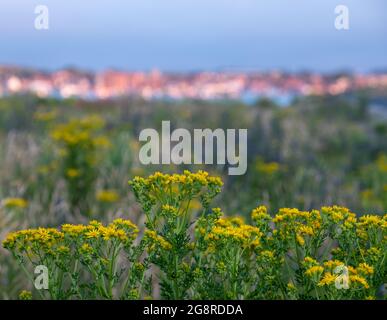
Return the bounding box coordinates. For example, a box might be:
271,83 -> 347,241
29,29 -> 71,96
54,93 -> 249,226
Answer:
144,230 -> 172,250
349,275 -> 369,289
85,229 -> 100,239
287,282 -> 296,290
304,257 -> 319,266
323,260 -> 344,270
19,290 -> 32,300
318,272 -> 336,286
357,263 -> 374,275
2,197 -> 28,209
305,266 -> 324,277
96,190 -> 119,203
255,158 -> 280,175
66,168 -> 80,178
79,243 -> 93,255
57,245 -> 70,255
93,136 -> 111,148
251,206 -> 271,222
296,234 -> 305,246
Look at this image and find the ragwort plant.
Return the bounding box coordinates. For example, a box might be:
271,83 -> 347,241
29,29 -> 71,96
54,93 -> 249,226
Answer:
360,154 -> 387,212
50,115 -> 111,215
2,171 -> 387,300
3,219 -> 150,299
130,170 -> 223,299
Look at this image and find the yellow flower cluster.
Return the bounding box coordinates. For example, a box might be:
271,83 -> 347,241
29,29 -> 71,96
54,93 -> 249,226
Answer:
349,275 -> 370,289
318,272 -> 336,286
51,128 -> 90,146
363,247 -> 382,263
3,164 -> 386,302
144,230 -> 172,250
273,208 -> 319,223
304,256 -> 319,266
79,243 -> 93,255
1,197 -> 28,209
356,214 -> 387,241
161,204 -> 179,217
376,154 -> 387,172
255,158 -> 280,175
50,115 -> 109,148
259,250 -> 275,260
272,208 -> 321,246
251,206 -> 271,222
305,266 -> 324,277
19,290 -> 33,300
66,168 -> 80,178
358,215 -> 384,228
2,227 -> 64,252
303,259 -> 373,289
206,217 -> 262,248
3,219 -> 138,253
323,260 -> 344,270
64,219 -> 138,242
321,206 -> 357,229
356,262 -> 374,275
132,170 -> 223,188
130,171 -> 224,221
96,190 -> 120,203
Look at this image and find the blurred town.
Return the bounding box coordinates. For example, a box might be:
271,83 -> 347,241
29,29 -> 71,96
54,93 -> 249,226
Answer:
1,65 -> 387,102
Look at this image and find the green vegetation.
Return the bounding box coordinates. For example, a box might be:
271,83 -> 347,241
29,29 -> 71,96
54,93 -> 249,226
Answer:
0,93 -> 386,299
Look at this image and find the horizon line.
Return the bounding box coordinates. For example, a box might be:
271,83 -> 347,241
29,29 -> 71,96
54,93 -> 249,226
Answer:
1,63 -> 387,75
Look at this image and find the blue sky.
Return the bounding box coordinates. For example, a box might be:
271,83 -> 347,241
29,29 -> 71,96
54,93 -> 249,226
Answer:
0,0 -> 386,72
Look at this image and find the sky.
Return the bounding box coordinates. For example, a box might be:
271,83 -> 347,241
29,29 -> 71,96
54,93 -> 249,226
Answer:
0,0 -> 386,72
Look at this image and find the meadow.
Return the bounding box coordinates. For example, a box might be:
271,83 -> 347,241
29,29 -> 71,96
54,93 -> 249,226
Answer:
0,93 -> 386,299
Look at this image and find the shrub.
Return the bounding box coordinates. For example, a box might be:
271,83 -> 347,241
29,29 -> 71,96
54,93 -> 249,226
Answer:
3,171 -> 386,300
50,115 -> 111,215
